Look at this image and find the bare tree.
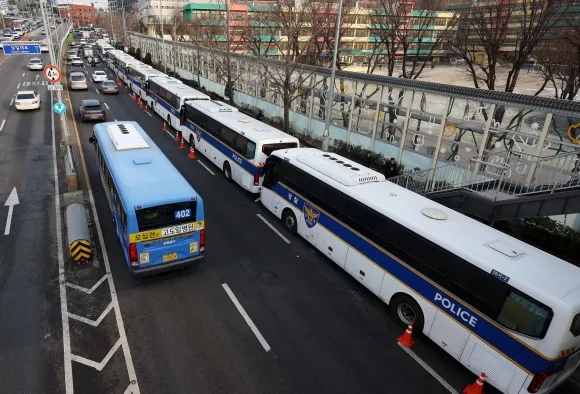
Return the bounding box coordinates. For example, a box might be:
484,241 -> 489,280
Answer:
535,39 -> 580,100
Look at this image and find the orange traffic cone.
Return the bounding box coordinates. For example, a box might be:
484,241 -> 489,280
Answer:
180,137 -> 186,149
132,92 -> 136,101
463,373 -> 487,394
138,99 -> 143,109
125,85 -> 128,91
144,105 -> 149,114
163,122 -> 168,132
188,145 -> 196,159
397,322 -> 415,348
174,131 -> 180,142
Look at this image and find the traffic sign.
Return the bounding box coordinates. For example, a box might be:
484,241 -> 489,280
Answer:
54,102 -> 67,115
2,42 -> 41,55
47,84 -> 63,91
44,65 -> 62,84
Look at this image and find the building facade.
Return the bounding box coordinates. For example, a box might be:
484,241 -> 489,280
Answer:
58,3 -> 97,26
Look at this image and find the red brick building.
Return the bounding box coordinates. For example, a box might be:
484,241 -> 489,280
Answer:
58,3 -> 97,27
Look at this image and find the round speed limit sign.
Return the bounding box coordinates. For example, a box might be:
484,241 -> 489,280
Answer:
43,65 -> 62,84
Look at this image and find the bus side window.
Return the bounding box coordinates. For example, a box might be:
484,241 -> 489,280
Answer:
180,106 -> 185,125
263,158 -> 280,188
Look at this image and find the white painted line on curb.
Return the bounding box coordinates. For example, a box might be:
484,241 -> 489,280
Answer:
71,338 -> 122,372
256,214 -> 291,244
197,160 -> 215,175
222,283 -> 271,352
66,274 -> 108,294
68,302 -> 114,327
398,343 -> 460,394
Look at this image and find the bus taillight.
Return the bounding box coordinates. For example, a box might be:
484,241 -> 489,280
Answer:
200,229 -> 205,251
253,173 -> 260,186
528,371 -> 547,393
129,243 -> 138,266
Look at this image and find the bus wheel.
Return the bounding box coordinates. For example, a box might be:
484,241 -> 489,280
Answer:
282,209 -> 297,235
223,162 -> 232,182
189,136 -> 195,147
390,294 -> 424,334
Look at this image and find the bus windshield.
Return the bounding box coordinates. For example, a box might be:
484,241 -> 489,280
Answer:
136,201 -> 197,231
262,142 -> 298,156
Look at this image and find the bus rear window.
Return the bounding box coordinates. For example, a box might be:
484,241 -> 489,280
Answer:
262,142 -> 298,156
136,201 -> 197,231
496,291 -> 553,339
571,314 -> 580,337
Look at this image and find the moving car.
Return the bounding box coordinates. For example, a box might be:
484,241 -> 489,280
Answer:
15,91 -> 40,111
99,80 -> 118,94
71,58 -> 84,67
27,58 -> 43,70
40,44 -> 49,53
78,100 -> 106,122
69,72 -> 88,90
91,70 -> 107,82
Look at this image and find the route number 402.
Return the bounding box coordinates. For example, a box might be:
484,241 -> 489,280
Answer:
174,209 -> 192,219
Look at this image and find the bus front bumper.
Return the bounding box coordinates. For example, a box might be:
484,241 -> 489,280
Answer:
131,253 -> 205,277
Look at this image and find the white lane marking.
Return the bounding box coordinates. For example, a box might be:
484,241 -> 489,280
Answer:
104,103 -> 109,110
71,338 -> 122,372
66,274 -> 108,294
0,119 -> 5,132
87,189 -> 141,391
95,88 -> 100,94
147,112 -> 152,117
197,160 -> 215,176
398,343 -> 460,394
9,98 -> 14,106
22,72 -> 25,77
17,82 -> 20,89
256,214 -> 291,244
68,302 -> 114,327
222,283 -> 271,352
114,119 -> 118,122
165,130 -> 176,139
51,89 -> 74,393
254,197 -> 261,203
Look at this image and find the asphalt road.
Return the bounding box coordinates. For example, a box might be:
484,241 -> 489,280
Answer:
66,61 -> 495,394
0,24 -> 67,394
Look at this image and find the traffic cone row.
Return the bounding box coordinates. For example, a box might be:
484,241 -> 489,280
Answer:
463,372 -> 487,394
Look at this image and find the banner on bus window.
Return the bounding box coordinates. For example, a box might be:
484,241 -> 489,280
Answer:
129,220 -> 205,243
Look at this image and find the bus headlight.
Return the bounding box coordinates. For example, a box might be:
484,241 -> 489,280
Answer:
139,252 -> 150,264
190,242 -> 198,253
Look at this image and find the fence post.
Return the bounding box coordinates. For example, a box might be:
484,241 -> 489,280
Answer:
428,97 -> 452,192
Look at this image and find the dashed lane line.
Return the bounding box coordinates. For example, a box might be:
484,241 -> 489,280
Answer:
256,214 -> 291,245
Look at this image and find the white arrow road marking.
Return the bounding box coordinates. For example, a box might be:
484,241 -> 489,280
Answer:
71,338 -> 121,371
65,274 -> 108,294
68,302 -> 113,327
4,187 -> 19,235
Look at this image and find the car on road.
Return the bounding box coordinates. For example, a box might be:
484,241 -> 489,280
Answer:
41,30 -> 46,35
27,58 -> 43,70
91,70 -> 107,83
71,58 -> 84,67
11,32 -> 20,39
50,25 -> 56,30
99,80 -> 118,94
69,71 -> 88,90
40,43 -> 49,53
15,91 -> 41,111
78,100 -> 106,122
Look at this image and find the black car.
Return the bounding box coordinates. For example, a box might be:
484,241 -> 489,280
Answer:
78,99 -> 106,123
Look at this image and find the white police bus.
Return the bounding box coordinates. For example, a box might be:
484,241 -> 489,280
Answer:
145,76 -> 209,132
115,55 -> 143,83
260,147 -> 580,394
105,49 -> 126,71
127,66 -> 165,101
181,100 -> 299,193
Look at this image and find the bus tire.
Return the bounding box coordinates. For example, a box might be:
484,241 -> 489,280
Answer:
390,294 -> 425,334
223,162 -> 232,182
282,209 -> 297,235
189,135 -> 195,147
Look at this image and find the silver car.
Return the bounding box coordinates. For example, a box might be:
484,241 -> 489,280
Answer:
69,71 -> 88,90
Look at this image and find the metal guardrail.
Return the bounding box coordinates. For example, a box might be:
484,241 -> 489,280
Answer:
390,150 -> 580,202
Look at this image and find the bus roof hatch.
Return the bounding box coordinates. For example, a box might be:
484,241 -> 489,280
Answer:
106,123 -> 150,151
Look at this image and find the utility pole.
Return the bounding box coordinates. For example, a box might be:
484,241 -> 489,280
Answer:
321,0 -> 343,152
160,0 -> 166,73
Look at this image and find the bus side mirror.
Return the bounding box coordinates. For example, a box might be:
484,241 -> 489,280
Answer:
89,136 -> 95,144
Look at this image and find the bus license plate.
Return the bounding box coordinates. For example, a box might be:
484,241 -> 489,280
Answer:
163,252 -> 177,262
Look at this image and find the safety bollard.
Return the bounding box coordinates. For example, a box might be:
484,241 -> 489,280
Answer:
66,204 -> 92,262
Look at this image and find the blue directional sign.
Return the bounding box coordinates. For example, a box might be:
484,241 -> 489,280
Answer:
53,102 -> 66,115
3,42 -> 41,55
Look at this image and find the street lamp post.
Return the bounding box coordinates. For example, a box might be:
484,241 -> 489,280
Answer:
321,0 -> 344,152
160,0 -> 166,73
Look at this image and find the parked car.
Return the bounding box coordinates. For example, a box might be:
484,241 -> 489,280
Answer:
15,91 -> 41,111
91,70 -> 107,83
99,80 -> 118,94
40,44 -> 49,53
78,99 -> 106,122
69,71 -> 88,90
27,58 -> 44,71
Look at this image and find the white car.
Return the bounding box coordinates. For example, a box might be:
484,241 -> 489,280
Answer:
11,32 -> 20,39
91,70 -> 107,82
71,58 -> 84,67
40,44 -> 49,53
27,58 -> 43,70
15,91 -> 41,111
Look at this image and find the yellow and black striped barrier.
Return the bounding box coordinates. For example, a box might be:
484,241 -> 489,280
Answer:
70,239 -> 92,262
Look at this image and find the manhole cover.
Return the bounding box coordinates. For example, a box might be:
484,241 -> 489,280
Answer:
258,271 -> 278,285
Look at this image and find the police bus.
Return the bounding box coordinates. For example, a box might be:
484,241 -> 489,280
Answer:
260,147 -> 580,394
105,49 -> 126,71
127,66 -> 165,100
96,41 -> 114,60
88,121 -> 205,275
114,55 -> 143,83
181,100 -> 299,193
145,76 -> 210,132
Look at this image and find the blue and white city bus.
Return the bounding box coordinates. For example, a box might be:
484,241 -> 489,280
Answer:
181,99 -> 299,193
89,121 -> 205,275
260,147 -> 580,394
